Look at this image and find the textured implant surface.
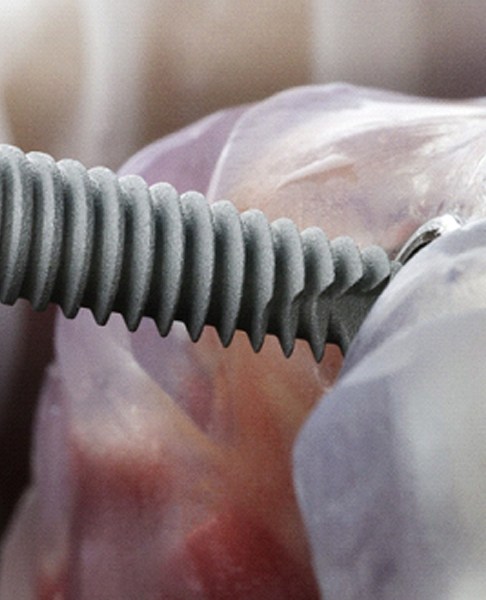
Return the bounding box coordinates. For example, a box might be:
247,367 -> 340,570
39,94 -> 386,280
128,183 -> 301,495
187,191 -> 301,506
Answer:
0,144 -> 399,359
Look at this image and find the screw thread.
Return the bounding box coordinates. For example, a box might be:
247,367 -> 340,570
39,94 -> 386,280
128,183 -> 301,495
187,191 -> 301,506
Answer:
0,144 -> 399,359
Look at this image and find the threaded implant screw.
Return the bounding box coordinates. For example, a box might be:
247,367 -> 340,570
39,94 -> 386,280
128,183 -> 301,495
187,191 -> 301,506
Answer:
0,144 -> 400,360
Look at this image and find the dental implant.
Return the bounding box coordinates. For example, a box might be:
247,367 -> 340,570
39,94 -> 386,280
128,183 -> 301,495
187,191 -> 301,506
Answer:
0,144 -> 405,360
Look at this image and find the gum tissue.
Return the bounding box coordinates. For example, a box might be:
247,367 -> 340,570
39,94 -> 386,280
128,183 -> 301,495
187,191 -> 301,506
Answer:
2,84 -> 486,598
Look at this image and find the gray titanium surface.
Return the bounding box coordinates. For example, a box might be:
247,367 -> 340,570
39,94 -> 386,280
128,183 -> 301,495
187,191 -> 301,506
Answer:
0,144 -> 401,360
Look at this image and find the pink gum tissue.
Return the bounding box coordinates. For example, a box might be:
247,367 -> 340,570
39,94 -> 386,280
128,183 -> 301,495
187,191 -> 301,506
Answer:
1,84 -> 486,596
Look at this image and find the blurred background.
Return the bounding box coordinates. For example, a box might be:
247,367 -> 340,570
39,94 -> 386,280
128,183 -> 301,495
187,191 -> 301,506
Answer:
1,0 -> 486,172
0,0 -> 486,534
